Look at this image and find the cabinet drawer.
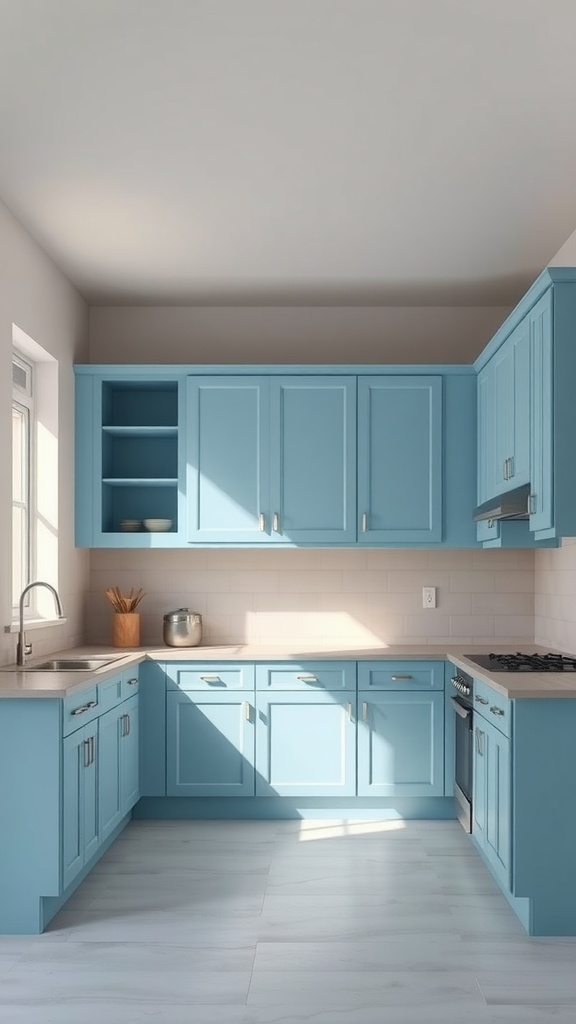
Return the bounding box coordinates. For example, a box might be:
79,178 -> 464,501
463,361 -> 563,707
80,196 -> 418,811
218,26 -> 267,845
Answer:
358,661 -> 444,691
164,663 -> 255,690
97,673 -> 124,713
121,669 -> 140,701
62,685 -> 100,736
255,662 -> 356,691
472,677 -> 511,737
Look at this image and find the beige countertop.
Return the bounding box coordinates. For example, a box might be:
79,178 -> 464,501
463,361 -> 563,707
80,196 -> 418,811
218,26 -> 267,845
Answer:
0,642 -> 574,699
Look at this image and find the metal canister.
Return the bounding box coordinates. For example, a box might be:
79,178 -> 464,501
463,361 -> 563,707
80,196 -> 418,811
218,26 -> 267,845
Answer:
163,608 -> 203,647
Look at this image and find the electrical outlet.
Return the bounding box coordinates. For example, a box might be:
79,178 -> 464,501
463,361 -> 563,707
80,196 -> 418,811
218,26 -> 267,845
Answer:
422,586 -> 437,609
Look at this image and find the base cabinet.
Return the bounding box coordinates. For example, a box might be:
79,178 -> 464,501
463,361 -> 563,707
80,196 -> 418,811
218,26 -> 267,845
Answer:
166,690 -> 256,797
357,691 -> 445,797
62,721 -> 99,891
98,693 -> 140,843
472,715 -> 511,891
255,692 -> 356,797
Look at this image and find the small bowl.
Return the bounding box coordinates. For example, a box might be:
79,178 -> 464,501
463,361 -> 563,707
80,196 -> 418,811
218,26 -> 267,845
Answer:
120,519 -> 142,532
143,518 -> 173,532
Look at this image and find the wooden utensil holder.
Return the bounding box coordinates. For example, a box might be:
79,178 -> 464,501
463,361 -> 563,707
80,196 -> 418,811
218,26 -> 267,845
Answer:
112,612 -> 140,648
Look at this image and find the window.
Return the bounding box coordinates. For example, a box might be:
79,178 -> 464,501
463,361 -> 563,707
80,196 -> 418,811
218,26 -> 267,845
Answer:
12,353 -> 34,612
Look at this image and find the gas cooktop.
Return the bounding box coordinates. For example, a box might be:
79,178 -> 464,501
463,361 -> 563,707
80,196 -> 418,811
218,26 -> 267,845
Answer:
465,652 -> 576,672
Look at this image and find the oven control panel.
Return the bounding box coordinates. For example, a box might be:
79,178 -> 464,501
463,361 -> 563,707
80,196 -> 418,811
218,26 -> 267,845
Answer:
451,670 -> 473,698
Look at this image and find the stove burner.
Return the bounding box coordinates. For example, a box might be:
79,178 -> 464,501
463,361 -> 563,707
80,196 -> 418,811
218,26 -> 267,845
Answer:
467,651 -> 576,672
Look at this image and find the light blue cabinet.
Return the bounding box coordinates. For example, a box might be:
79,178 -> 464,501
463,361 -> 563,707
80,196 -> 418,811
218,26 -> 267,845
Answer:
472,714 -> 511,892
357,690 -> 445,797
255,691 -> 357,797
357,376 -> 442,543
475,269 -> 576,546
62,720 -> 99,891
166,690 -> 256,796
186,375 -> 356,544
98,692 -> 139,843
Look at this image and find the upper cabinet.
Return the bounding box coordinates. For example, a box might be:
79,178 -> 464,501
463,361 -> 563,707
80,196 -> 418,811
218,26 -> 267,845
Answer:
357,376 -> 442,543
474,269 -> 576,546
186,376 -> 357,544
74,366 -> 477,548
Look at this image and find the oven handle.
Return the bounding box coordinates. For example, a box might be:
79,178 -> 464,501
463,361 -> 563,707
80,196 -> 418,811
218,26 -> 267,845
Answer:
450,696 -> 472,720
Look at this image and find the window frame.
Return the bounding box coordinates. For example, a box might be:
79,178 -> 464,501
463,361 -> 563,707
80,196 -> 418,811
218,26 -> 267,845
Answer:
12,352 -> 36,617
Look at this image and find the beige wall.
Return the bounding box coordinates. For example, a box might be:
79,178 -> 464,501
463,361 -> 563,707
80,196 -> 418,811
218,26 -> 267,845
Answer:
535,540 -> 576,654
88,547 -> 535,649
89,305 -> 510,366
0,200 -> 89,666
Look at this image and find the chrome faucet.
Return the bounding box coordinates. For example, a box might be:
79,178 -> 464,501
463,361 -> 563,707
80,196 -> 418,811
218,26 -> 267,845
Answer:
17,581 -> 66,667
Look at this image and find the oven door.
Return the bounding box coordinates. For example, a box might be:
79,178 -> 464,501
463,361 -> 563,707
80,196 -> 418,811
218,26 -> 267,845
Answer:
451,695 -> 473,833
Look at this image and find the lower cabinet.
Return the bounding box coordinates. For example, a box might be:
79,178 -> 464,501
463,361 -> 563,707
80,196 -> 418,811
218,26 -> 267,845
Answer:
99,693 -> 140,843
472,714 -> 511,891
255,691 -> 356,797
163,659 -> 445,801
166,689 -> 256,796
357,691 -> 445,797
62,720 -> 100,890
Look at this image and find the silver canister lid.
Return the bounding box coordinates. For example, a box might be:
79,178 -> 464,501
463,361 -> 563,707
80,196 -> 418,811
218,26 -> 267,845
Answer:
163,607 -> 201,622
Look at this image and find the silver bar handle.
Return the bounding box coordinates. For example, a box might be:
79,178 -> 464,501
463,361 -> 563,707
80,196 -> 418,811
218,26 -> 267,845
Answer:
347,702 -> 353,722
474,695 -> 489,705
243,701 -> 251,721
259,513 -> 265,532
126,713 -> 131,735
391,674 -> 413,681
89,735 -> 96,765
503,459 -> 508,480
450,697 -> 471,720
83,738 -> 91,768
121,714 -> 127,737
200,675 -> 222,683
71,700 -> 98,716
475,727 -> 484,756
273,512 -> 280,533
362,701 -> 368,722
490,706 -> 505,717
297,674 -> 318,683
509,455 -> 514,479
528,493 -> 536,515
361,512 -> 368,533
127,677 -> 138,686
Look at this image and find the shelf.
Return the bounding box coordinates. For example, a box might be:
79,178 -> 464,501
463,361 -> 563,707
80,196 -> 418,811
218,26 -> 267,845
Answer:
102,426 -> 178,437
102,478 -> 178,486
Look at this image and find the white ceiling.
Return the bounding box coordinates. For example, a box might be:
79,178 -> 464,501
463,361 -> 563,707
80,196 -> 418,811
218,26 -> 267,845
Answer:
1,0 -> 576,306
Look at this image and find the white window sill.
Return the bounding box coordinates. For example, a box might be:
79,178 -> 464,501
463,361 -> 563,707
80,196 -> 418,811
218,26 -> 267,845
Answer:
4,617 -> 68,634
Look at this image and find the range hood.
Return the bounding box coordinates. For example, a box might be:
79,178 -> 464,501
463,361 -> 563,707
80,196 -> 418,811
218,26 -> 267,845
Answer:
473,483 -> 530,522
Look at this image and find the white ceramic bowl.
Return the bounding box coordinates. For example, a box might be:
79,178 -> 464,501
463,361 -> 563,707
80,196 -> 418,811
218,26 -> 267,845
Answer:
143,518 -> 172,532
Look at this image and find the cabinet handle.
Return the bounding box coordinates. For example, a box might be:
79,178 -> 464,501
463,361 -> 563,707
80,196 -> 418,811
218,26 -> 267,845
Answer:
71,700 -> 98,716
88,735 -> 96,765
362,701 -> 368,722
503,459 -> 508,480
347,702 -> 353,722
490,706 -> 504,717
391,675 -> 413,681
509,455 -> 514,479
361,512 -> 368,533
273,512 -> 281,533
259,513 -> 266,532
528,493 -> 536,515
126,713 -> 131,735
475,727 -> 484,756
297,674 -> 318,683
83,738 -> 91,767
474,695 -> 489,705
200,675 -> 222,682
127,677 -> 138,686
243,701 -> 251,721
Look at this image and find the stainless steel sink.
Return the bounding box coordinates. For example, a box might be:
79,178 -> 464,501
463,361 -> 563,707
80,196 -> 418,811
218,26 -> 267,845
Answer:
24,657 -> 124,672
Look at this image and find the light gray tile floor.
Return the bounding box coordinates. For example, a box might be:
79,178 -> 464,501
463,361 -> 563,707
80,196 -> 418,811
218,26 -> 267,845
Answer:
1,818 -> 576,1022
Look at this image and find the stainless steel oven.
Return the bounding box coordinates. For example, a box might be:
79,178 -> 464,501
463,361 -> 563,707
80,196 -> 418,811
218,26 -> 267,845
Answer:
450,669 -> 473,832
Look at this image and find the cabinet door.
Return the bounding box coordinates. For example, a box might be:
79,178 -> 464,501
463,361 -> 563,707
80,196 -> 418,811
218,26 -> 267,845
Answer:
62,722 -> 98,890
98,708 -> 122,843
476,363 -> 501,544
255,692 -> 356,796
357,376 -> 442,543
357,691 -> 444,797
529,290 -> 554,534
120,694 -> 140,812
166,691 -> 255,796
472,716 -> 511,891
492,321 -> 530,495
269,377 -> 357,543
186,377 -> 270,543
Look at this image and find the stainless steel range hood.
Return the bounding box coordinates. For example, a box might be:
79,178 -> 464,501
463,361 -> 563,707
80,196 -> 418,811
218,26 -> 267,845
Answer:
472,483 -> 530,522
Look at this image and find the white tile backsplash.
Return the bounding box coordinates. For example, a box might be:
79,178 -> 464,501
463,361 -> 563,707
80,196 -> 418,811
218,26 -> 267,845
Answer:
88,548 -> 536,648
535,537 -> 576,654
